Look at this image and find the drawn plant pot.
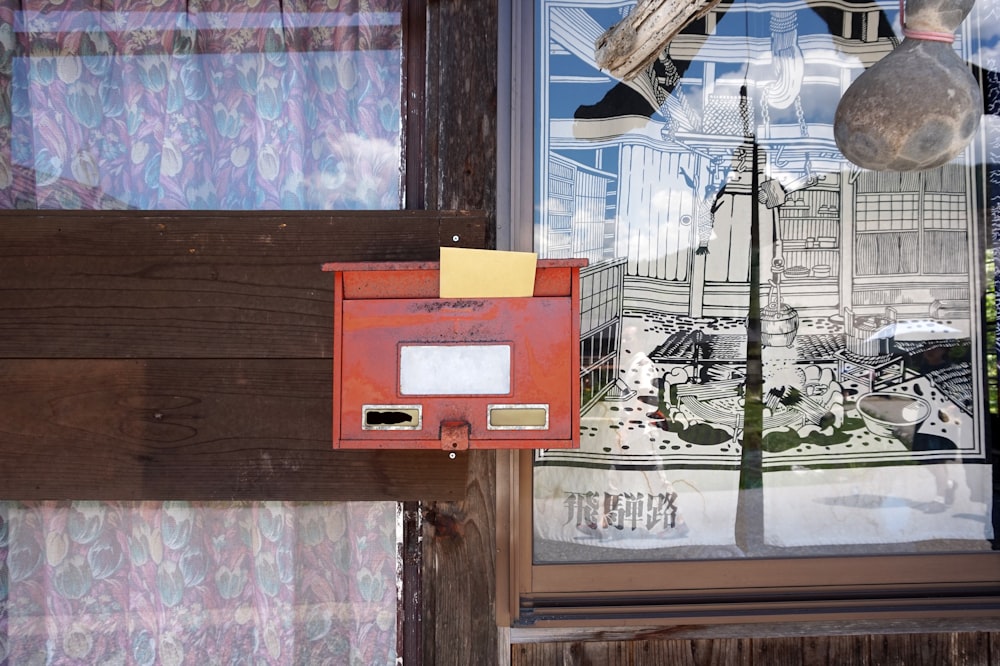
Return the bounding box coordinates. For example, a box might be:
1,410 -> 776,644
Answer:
856,392 -> 930,448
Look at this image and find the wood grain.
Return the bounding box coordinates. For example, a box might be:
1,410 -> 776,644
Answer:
690,638 -> 752,666
0,211 -> 486,358
0,210 -> 487,501
572,642 -> 599,666
0,359 -> 468,500
0,210 -> 485,257
420,0 -> 500,664
803,634 -> 869,666
508,633 -> 1000,665
421,450 -> 497,665
950,632 -> 989,665
752,636 -> 805,665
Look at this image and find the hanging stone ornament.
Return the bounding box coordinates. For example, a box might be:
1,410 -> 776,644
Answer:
833,0 -> 981,171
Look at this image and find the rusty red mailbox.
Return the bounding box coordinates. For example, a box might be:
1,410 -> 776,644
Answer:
322,258 -> 586,451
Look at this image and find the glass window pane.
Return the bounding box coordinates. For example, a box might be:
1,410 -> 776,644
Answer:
533,0 -> 996,563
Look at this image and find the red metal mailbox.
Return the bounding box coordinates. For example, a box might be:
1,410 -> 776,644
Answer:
322,259 -> 586,451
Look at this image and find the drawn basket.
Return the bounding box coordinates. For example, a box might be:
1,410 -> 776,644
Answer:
845,307 -> 896,358
761,302 -> 799,347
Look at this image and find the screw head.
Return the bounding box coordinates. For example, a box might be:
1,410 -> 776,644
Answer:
452,235 -> 460,242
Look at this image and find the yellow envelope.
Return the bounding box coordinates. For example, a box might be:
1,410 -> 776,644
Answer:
439,247 -> 537,298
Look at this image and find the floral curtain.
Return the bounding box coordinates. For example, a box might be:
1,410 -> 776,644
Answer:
0,501 -> 398,664
0,0 -> 402,209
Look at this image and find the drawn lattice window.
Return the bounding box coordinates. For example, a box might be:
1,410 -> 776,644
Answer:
856,193 -> 920,232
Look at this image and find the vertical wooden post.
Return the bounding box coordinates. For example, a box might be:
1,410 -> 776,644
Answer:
422,0 -> 500,664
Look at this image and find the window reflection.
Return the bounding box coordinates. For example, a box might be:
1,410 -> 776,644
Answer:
533,0 -> 996,562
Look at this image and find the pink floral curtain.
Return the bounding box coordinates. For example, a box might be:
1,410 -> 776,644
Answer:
1,501 -> 399,664
0,0 -> 402,209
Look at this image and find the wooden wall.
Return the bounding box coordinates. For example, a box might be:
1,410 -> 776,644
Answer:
0,211 -> 486,501
511,632 -> 1000,665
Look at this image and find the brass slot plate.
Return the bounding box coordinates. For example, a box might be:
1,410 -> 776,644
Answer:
488,404 -> 549,430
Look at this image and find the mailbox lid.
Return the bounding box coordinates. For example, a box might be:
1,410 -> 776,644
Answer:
322,259 -> 587,299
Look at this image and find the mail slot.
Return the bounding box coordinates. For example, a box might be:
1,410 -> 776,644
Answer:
322,258 -> 586,450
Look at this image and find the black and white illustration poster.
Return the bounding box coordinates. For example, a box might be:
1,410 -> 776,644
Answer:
531,0 -> 997,560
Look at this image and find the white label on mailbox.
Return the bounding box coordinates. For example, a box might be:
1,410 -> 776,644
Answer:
399,344 -> 511,395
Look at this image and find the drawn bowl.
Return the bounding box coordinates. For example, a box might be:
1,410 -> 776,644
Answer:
856,392 -> 930,447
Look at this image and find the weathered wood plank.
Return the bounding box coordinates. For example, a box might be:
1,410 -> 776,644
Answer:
803,634 -> 870,666
421,450 -> 497,665
0,211 -> 487,358
0,256 -> 334,358
510,638 -> 754,665
594,0 -> 723,81
510,643 -> 560,665
0,210 -> 486,258
575,641 -> 612,665
629,638 -> 751,666
0,358 -> 467,500
690,638 -> 752,666
508,634 -> 1000,665
645,639 -> 701,666
948,632 -> 989,666
607,640 -> 635,666
424,6 -> 497,219
870,633 -> 947,666
421,0 -> 499,662
751,636 -> 805,665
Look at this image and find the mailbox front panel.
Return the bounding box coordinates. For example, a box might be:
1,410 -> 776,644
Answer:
336,296 -> 575,449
